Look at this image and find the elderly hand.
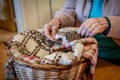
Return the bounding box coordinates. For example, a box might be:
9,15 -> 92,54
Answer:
44,18 -> 61,41
77,18 -> 108,37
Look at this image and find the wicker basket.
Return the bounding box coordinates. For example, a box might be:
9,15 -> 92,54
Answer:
12,58 -> 90,80
4,46 -> 91,80
1,30 -> 91,80
14,58 -> 88,80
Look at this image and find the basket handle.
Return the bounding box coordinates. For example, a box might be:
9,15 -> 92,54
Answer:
0,40 -> 12,57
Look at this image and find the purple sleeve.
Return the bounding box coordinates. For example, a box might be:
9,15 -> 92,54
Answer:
54,0 -> 77,27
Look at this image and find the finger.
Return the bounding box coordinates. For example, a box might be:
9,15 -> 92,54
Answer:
82,46 -> 98,75
88,27 -> 101,37
85,22 -> 98,37
44,24 -> 51,37
84,19 -> 99,37
78,20 -> 90,35
88,21 -> 108,37
52,25 -> 58,40
79,19 -> 96,37
85,30 -> 92,38
88,32 -> 95,37
44,24 -> 54,40
82,51 -> 96,64
81,27 -> 88,37
77,26 -> 84,36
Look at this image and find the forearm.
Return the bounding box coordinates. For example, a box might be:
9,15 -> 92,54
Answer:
54,0 -> 76,28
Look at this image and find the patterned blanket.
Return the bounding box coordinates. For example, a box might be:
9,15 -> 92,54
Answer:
8,27 -> 97,66
9,28 -> 84,65
4,27 -> 98,80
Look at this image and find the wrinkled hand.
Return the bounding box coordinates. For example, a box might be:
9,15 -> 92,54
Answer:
44,18 -> 61,41
78,18 -> 108,37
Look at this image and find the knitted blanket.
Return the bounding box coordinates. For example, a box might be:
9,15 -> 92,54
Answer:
9,28 -> 83,65
4,27 -> 98,80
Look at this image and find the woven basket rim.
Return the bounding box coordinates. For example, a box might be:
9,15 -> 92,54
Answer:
12,55 -> 89,69
7,49 -> 89,70
2,41 -> 90,70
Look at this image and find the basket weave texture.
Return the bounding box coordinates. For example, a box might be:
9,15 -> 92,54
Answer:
12,58 -> 90,80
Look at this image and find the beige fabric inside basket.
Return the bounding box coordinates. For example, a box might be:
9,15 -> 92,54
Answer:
9,28 -> 84,66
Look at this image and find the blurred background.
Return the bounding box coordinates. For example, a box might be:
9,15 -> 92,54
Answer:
0,0 -> 120,80
0,0 -> 65,32
13,0 -> 65,32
